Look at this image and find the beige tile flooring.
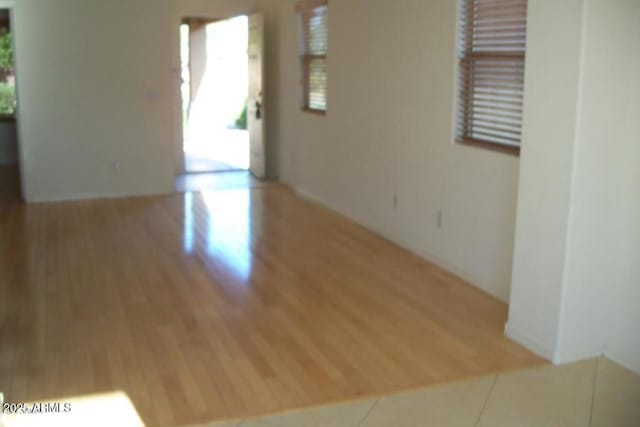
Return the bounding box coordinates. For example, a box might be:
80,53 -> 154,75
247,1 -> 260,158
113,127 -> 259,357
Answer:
190,358 -> 640,427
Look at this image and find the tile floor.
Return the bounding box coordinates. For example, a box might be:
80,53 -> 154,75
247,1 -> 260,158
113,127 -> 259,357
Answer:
185,154 -> 241,173
175,171 -> 271,193
190,358 -> 640,427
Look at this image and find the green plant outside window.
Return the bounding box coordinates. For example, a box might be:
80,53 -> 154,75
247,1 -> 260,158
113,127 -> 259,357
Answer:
0,27 -> 16,117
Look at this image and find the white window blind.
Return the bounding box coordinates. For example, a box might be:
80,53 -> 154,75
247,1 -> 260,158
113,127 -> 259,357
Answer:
296,0 -> 328,112
456,0 -> 528,152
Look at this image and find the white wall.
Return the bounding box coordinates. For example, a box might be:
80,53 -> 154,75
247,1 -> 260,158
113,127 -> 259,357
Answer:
508,0 -> 640,373
276,0 -> 520,301
0,121 -> 17,165
13,0 -> 175,202
607,5 -> 640,371
507,0 -> 586,359
12,0 -> 282,202
558,0 -> 640,371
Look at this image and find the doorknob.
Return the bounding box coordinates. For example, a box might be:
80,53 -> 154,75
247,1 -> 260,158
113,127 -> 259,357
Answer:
255,100 -> 262,120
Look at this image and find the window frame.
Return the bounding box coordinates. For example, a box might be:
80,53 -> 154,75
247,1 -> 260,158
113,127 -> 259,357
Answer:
0,11 -> 16,120
296,0 -> 328,115
455,0 -> 528,156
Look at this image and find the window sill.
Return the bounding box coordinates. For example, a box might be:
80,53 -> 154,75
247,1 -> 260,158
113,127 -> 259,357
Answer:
302,107 -> 326,116
0,115 -> 16,123
456,137 -> 520,157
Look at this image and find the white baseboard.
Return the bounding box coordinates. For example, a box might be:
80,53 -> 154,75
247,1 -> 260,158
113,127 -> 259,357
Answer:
293,186 -> 324,205
26,188 -> 172,203
293,186 -> 351,220
505,322 -> 555,361
606,350 -> 640,375
504,323 -> 640,373
293,184 -> 510,304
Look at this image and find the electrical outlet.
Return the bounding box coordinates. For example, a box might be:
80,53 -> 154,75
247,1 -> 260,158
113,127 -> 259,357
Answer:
437,210 -> 443,228
112,161 -> 121,172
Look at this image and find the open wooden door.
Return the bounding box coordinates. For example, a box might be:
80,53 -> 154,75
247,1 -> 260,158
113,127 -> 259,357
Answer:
247,13 -> 266,179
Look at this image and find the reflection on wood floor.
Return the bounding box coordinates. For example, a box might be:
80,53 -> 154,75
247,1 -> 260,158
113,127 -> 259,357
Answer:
0,185 -> 544,426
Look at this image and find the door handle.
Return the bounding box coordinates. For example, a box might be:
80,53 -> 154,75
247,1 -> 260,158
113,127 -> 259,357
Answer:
255,100 -> 262,120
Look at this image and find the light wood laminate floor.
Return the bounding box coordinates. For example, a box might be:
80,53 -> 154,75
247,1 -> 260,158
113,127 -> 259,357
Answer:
0,185 -> 544,426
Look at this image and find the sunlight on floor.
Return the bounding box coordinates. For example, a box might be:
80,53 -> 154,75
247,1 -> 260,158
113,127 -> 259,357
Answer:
201,190 -> 253,282
1,391 -> 144,427
175,170 -> 269,193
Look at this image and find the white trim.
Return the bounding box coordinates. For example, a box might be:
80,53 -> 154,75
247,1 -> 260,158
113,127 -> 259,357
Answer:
554,0 -> 590,370
505,322 -> 555,362
293,186 -> 324,205
293,186 -> 347,219
294,184 -> 510,303
0,1 -> 16,7
450,0 -> 463,145
25,189 -> 172,204
606,350 -> 640,376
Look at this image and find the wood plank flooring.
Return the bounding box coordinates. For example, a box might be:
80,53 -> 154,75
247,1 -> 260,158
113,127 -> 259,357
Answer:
0,184 -> 544,426
0,165 -> 20,204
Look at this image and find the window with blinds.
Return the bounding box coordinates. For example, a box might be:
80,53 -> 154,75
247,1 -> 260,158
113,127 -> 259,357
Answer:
456,0 -> 528,153
296,0 -> 328,113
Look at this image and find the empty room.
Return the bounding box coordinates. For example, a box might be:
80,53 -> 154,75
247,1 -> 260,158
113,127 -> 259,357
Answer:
0,0 -> 638,426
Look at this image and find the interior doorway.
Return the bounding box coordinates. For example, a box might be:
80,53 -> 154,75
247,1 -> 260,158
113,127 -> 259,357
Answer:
0,6 -> 20,203
180,16 -> 250,174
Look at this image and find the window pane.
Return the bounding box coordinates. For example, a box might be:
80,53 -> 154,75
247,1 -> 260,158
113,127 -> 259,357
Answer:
308,58 -> 327,111
0,25 -> 16,116
298,1 -> 328,112
456,0 -> 527,149
307,7 -> 327,55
